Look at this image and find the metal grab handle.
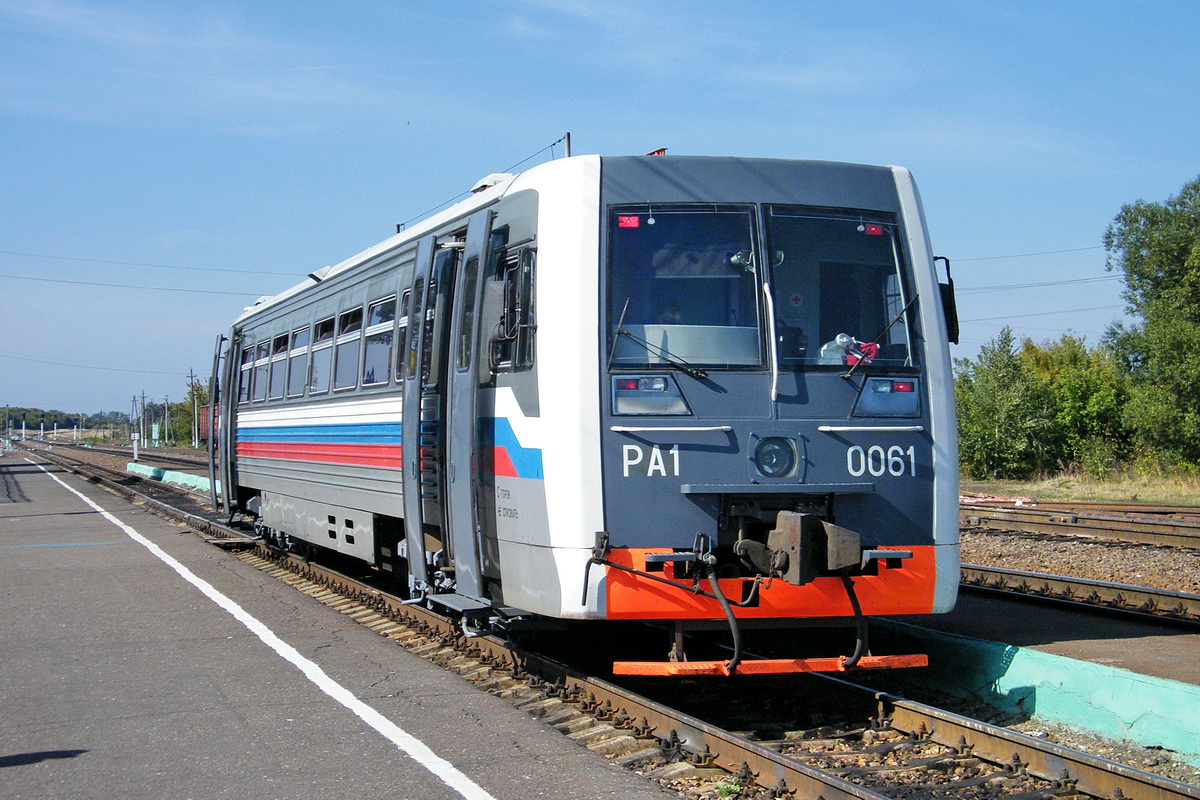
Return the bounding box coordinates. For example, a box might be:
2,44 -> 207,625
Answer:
763,280 -> 779,402
610,426 -> 733,433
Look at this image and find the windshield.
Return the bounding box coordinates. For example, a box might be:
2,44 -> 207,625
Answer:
607,204 -> 764,370
765,206 -> 917,369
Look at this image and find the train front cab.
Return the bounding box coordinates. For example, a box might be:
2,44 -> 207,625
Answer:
587,157 -> 960,676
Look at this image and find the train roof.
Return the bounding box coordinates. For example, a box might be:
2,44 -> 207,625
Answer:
233,154 -> 904,326
234,169 -> 522,325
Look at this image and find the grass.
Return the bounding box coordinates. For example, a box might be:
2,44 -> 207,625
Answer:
961,469 -> 1200,505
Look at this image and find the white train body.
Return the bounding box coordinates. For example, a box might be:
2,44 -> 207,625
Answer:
217,155 -> 959,635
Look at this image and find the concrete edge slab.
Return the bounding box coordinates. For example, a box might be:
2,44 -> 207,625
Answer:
877,619 -> 1200,768
127,462 -> 219,494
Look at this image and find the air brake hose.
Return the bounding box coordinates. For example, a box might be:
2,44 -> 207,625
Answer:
582,555 -> 762,607
840,573 -> 868,668
705,560 -> 742,675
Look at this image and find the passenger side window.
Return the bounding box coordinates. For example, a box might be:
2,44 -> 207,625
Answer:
268,334 -> 288,400
286,326 -> 310,398
334,306 -> 364,391
309,317 -> 335,394
252,342 -> 270,402
238,346 -> 254,404
362,296 -> 395,386
395,290 -> 411,383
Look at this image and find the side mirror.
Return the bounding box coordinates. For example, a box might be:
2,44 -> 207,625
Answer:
934,256 -> 959,345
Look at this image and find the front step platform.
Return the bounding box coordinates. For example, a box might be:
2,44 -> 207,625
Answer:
612,653 -> 928,677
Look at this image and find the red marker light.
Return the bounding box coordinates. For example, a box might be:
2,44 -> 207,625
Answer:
618,216 -> 640,228
892,380 -> 915,393
615,378 -> 639,391
863,222 -> 884,236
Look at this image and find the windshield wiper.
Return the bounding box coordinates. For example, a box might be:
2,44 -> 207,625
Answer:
608,296 -> 708,379
841,294 -> 918,380
608,297 -> 708,380
613,328 -> 709,380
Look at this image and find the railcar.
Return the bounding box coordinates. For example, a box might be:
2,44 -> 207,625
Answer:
212,154 -> 960,675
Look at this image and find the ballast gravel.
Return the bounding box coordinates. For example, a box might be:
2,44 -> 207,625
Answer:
961,528 -> 1200,596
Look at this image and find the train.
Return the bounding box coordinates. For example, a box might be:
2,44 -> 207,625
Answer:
211,154 -> 960,676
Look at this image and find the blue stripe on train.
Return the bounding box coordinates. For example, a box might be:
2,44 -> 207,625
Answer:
237,422 -> 402,444
236,419 -> 543,479
491,417 -> 544,480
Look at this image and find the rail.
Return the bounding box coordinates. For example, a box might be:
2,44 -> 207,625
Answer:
961,503 -> 1200,550
962,563 -> 1200,623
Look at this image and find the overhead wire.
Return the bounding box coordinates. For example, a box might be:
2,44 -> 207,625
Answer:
0,272 -> 262,297
961,304 -> 1125,323
395,135 -> 567,230
0,351 -> 187,376
956,245 -> 1104,262
0,248 -> 295,276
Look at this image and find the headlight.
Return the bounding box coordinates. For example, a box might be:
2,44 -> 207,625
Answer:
754,437 -> 796,478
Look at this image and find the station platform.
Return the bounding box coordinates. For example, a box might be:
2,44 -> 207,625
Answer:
883,585 -> 1200,770
901,590 -> 1200,687
0,452 -> 674,800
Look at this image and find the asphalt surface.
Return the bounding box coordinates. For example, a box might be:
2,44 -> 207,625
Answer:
0,452 -> 675,800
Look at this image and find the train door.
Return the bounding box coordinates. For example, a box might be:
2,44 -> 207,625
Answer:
399,232 -> 463,597
443,213 -> 491,601
400,237 -> 435,594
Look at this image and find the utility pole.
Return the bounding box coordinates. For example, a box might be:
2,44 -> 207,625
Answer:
189,368 -> 199,449
164,395 -> 170,448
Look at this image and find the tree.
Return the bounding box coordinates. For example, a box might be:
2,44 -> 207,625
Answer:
1019,335 -> 1130,474
954,327 -> 1056,479
1104,175 -> 1200,465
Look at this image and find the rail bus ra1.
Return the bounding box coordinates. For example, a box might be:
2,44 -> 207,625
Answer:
210,154 -> 960,676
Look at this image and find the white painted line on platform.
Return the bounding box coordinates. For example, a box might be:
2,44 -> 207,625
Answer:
30,459 -> 498,800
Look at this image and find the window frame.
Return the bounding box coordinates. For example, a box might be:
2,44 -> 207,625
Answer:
488,244 -> 536,373
395,289 -> 411,383
455,255 -> 481,374
762,204 -> 920,372
286,325 -> 312,399
238,345 -> 255,404
361,295 -> 396,388
605,203 -> 763,372
308,316 -> 336,395
333,305 -> 364,392
267,333 -> 289,400
252,341 -> 271,402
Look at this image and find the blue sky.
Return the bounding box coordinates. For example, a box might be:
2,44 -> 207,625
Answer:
2,1 -> 1198,416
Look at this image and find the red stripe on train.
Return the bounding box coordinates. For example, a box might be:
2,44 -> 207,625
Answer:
237,441 -> 403,469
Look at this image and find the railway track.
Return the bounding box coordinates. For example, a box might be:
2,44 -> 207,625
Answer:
21,445 -> 1200,799
236,545 -> 1200,800
961,502 -> 1200,550
37,440 -> 209,471
961,564 -> 1200,623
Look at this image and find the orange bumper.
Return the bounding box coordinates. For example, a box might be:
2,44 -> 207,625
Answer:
603,545 -> 936,620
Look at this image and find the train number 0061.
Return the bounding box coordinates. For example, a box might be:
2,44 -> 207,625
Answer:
846,445 -> 916,477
